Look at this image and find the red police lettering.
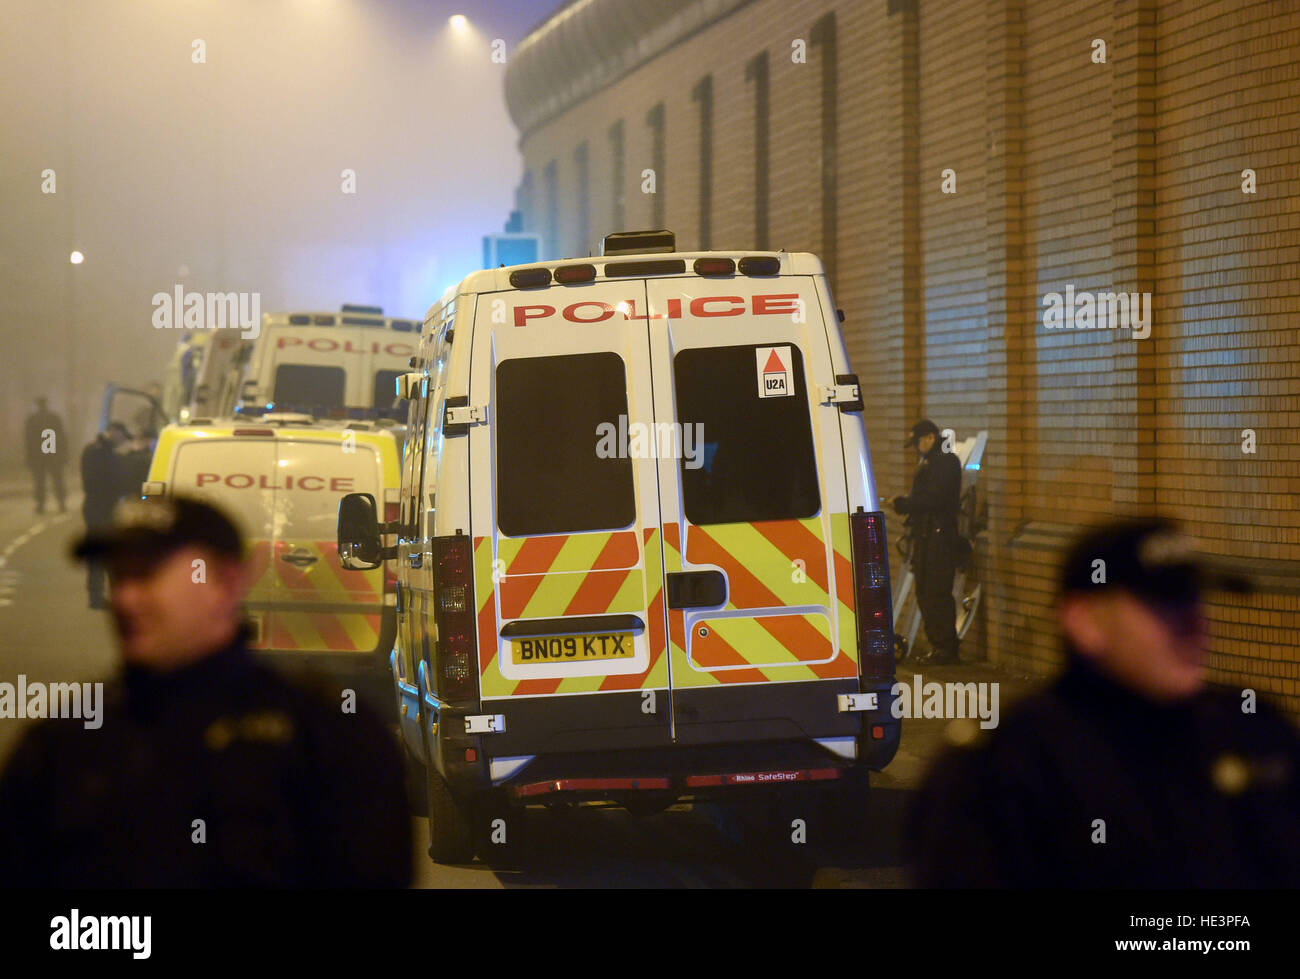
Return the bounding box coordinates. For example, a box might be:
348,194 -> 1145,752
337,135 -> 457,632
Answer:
385,343 -> 413,357
754,294 -> 801,316
514,305 -> 555,327
196,473 -> 221,487
690,296 -> 745,317
563,301 -> 616,323
276,337 -> 303,349
226,474 -> 254,489
297,476 -> 325,491
330,477 -> 354,492
308,338 -> 338,352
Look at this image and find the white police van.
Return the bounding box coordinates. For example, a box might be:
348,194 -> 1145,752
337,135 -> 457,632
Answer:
238,306 -> 421,420
339,231 -> 898,862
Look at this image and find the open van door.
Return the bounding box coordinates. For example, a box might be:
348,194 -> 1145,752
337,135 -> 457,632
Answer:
99,384 -> 166,438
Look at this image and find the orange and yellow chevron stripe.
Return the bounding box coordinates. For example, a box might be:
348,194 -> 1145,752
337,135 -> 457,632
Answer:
667,514 -> 858,687
477,528 -> 668,699
243,538 -> 384,653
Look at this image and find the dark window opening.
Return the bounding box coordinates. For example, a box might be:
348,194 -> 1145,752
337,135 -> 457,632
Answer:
646,102 -> 665,229
574,141 -> 590,256
518,169 -> 535,234
496,352 -> 635,537
373,369 -> 402,418
744,51 -> 770,250
543,160 -> 559,260
272,364 -> 345,412
675,344 -> 819,525
609,120 -> 625,231
811,13 -> 838,283
692,75 -> 713,249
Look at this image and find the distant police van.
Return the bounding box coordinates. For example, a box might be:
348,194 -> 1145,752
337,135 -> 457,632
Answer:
145,415 -> 402,708
338,231 -> 898,862
238,306 -> 421,419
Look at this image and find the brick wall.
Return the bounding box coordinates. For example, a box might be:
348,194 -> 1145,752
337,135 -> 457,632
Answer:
509,0 -> 1300,713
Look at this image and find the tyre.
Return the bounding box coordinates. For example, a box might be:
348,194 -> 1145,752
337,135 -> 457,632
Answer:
425,768 -> 477,864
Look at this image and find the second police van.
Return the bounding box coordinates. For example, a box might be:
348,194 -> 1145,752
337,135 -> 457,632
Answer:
144,414 -> 403,711
238,306 -> 421,420
338,231 -> 899,861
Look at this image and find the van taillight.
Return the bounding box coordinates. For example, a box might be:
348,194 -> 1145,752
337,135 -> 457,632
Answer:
850,510 -> 894,678
383,501 -> 400,592
431,534 -> 478,704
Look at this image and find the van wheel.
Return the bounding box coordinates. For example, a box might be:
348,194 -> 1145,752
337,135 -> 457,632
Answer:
425,770 -> 477,864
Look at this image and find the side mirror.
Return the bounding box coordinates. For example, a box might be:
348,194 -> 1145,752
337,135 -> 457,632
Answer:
338,493 -> 384,570
395,371 -> 423,401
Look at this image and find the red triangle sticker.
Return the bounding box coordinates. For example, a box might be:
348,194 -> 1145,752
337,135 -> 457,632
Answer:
763,349 -> 786,372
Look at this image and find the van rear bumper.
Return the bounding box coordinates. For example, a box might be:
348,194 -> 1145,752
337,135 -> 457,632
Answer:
495,741 -> 873,804
440,677 -> 899,794
477,678 -> 896,755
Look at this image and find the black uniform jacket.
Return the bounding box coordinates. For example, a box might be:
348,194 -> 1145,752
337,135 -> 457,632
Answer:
907,656 -> 1300,887
896,444 -> 962,575
0,639 -> 411,887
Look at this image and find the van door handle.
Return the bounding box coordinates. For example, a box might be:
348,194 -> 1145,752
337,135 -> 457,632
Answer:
666,571 -> 727,609
280,549 -> 318,569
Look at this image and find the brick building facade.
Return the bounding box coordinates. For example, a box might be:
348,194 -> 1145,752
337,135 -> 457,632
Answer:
504,0 -> 1300,712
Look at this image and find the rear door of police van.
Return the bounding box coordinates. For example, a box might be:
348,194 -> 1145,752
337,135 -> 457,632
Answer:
268,435 -> 388,659
466,276 -> 671,765
643,266 -> 862,758
165,432 -> 278,649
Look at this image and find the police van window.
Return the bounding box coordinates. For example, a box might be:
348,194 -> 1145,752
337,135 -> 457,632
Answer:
273,365 -> 345,412
674,344 -> 819,525
373,369 -> 402,417
496,352 -> 635,537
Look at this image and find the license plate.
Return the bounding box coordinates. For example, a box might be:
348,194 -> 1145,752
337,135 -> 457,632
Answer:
511,633 -> 634,664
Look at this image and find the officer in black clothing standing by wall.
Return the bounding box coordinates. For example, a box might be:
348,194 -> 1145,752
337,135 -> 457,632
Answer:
907,515 -> 1300,887
893,419 -> 963,665
0,496 -> 411,887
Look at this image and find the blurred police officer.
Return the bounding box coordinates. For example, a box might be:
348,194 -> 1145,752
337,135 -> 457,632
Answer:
24,396 -> 67,515
78,422 -> 130,609
893,419 -> 962,665
0,495 -> 411,887
908,515 -> 1300,887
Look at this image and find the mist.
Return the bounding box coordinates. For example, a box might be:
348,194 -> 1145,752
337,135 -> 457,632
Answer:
0,0 -> 563,460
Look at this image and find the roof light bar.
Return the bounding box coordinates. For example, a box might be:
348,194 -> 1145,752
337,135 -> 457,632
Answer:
600,229 -> 676,256
605,259 -> 686,277
739,256 -> 781,276
553,263 -> 597,284
694,257 -> 735,276
509,267 -> 552,289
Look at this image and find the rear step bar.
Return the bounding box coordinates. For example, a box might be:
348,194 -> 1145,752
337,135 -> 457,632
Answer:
511,766 -> 844,799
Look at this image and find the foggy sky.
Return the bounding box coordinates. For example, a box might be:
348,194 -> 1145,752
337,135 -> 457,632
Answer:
1,0 -> 565,460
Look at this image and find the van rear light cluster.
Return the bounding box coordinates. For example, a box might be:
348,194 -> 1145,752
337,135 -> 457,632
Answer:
693,257 -> 735,276
738,256 -> 780,276
509,268 -> 552,289
850,509 -> 894,678
431,534 -> 479,703
553,263 -> 597,284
